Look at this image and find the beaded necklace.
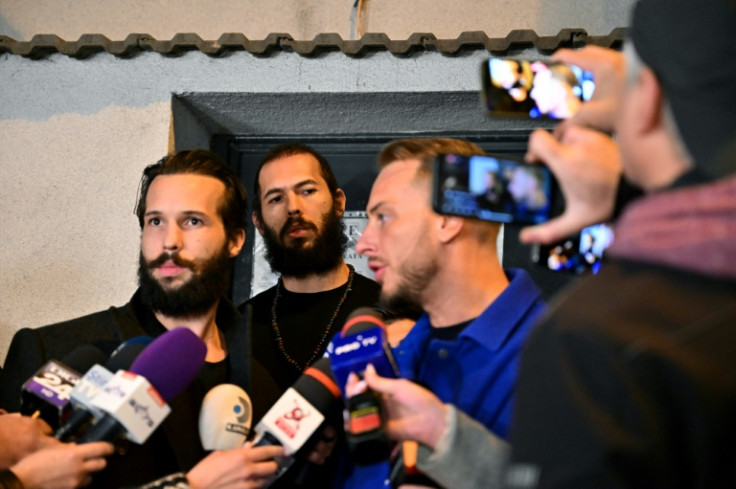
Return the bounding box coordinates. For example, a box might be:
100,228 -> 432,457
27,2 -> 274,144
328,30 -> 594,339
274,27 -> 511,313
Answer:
270,264 -> 355,372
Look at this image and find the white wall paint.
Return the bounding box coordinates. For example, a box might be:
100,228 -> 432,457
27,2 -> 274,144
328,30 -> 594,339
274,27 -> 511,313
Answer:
0,105 -> 170,360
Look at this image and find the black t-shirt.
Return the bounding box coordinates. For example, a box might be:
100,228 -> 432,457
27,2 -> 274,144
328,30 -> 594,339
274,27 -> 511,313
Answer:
243,273 -> 380,414
429,319 -> 473,342
241,272 -> 380,488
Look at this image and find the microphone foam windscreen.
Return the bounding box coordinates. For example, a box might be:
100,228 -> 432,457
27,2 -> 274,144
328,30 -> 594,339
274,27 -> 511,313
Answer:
62,345 -> 108,373
342,307 -> 387,336
130,328 -> 207,402
296,357 -> 342,415
199,384 -> 252,450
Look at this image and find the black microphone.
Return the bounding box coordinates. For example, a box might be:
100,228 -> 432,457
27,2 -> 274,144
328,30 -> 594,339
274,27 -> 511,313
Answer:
20,345 -> 107,430
78,328 -> 206,444
54,338 -> 152,441
252,357 -> 343,478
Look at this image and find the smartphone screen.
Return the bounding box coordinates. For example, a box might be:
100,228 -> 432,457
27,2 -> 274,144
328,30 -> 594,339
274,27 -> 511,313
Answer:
432,153 -> 554,224
531,223 -> 614,275
481,58 -> 595,120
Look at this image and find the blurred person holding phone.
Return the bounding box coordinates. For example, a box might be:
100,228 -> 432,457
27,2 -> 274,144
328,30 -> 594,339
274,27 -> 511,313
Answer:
507,0 -> 736,486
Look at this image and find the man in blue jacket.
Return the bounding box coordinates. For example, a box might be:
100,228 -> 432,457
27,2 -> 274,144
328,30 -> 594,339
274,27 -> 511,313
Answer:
355,137 -> 546,485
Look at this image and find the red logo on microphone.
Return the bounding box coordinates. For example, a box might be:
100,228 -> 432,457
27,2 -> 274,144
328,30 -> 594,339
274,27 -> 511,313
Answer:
275,400 -> 311,439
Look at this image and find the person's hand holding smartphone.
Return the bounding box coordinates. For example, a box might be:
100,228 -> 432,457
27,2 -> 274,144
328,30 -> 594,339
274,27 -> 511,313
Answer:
519,125 -> 622,245
550,46 -> 626,133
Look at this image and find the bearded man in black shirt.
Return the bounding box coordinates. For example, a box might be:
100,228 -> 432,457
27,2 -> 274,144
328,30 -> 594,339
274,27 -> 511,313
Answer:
241,142 -> 381,487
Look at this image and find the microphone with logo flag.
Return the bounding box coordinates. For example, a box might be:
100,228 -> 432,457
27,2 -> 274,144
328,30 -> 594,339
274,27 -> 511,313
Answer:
20,345 -> 107,430
328,307 -> 399,465
54,337 -> 153,441
252,357 -> 343,479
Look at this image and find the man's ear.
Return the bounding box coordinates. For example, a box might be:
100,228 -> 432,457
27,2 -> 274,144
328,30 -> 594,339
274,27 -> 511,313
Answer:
252,212 -> 265,236
436,215 -> 464,244
228,228 -> 246,257
334,189 -> 346,217
633,67 -> 663,135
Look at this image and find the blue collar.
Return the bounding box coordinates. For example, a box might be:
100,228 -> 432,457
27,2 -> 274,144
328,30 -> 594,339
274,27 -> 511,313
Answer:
400,268 -> 544,352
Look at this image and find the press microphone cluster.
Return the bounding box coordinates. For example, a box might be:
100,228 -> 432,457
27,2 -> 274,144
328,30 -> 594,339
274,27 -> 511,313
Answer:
78,327 -> 207,444
55,337 -> 152,441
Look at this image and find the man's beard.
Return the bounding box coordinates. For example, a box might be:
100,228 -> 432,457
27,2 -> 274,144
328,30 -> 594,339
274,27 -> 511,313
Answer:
138,245 -> 233,319
378,229 -> 436,318
260,205 -> 347,279
378,258 -> 436,319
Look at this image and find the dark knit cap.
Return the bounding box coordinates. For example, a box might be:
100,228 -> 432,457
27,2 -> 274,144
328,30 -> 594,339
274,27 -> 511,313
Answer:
631,0 -> 736,180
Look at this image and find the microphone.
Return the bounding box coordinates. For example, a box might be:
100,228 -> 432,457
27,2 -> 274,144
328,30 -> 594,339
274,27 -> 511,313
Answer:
110,335 -> 154,358
20,345 -> 107,430
198,384 -> 253,450
329,307 -> 399,392
55,338 -> 152,441
328,307 -> 398,465
79,327 -> 207,444
252,357 -> 342,477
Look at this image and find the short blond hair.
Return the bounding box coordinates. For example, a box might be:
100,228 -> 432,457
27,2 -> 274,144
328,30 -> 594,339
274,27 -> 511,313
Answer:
378,138 -> 486,177
378,138 -> 501,240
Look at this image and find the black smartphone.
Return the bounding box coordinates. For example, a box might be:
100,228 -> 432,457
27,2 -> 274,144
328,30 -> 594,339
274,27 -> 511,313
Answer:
531,223 -> 614,275
432,153 -> 556,224
481,57 -> 595,120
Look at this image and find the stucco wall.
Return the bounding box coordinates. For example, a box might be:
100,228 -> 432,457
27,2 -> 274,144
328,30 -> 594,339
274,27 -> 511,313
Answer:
1,1 -> 630,41
0,0 -> 635,363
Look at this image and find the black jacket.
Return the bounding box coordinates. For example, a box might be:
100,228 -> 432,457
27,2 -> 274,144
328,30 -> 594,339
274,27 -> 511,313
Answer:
0,290 -> 279,489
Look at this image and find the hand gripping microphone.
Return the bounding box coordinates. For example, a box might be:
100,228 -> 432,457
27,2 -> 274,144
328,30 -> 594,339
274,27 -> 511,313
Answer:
20,345 -> 108,430
198,384 -> 253,450
55,338 -> 152,441
252,357 -> 342,478
79,327 -> 207,444
328,307 -> 399,465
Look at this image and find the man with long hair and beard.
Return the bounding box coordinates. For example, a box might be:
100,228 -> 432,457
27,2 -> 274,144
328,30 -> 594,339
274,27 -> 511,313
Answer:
241,142 -> 381,487
0,150 -> 284,489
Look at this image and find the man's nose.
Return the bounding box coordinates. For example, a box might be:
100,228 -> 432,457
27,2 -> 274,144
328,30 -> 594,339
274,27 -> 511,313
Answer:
287,194 -> 304,216
163,225 -> 182,251
356,223 -> 375,256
